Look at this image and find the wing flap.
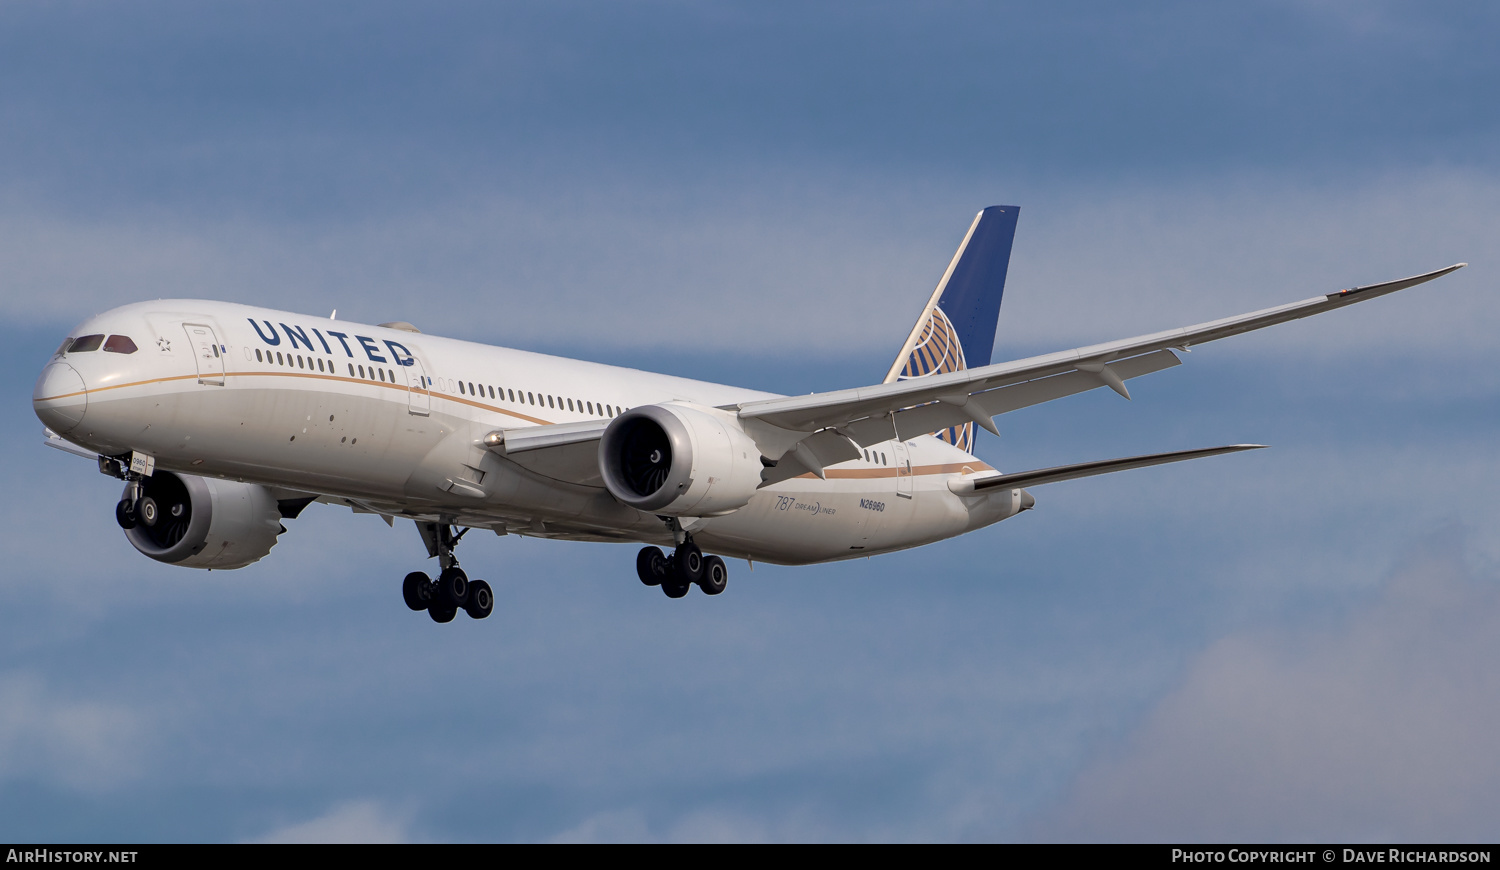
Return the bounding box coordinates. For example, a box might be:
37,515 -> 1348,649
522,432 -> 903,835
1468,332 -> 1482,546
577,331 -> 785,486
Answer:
758,428 -> 863,486
843,349 -> 1182,445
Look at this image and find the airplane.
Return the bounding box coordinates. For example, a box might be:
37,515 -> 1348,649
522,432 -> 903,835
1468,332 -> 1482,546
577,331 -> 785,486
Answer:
31,206 -> 1465,623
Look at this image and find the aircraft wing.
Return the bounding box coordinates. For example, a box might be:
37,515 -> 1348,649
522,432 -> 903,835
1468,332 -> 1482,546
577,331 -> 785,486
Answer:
736,264 -> 1466,455
481,419 -> 611,487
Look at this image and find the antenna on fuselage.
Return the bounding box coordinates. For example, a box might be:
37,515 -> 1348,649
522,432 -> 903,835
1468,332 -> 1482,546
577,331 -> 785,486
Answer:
330,309 -> 337,320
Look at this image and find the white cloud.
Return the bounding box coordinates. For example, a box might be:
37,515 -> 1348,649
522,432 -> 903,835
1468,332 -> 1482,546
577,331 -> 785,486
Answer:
1031,539 -> 1500,841
250,800 -> 415,844
0,672 -> 150,792
548,809 -> 655,843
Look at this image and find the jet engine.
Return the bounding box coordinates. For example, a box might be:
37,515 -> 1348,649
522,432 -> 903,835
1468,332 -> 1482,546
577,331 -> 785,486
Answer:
121,472 -> 285,569
598,402 -> 763,516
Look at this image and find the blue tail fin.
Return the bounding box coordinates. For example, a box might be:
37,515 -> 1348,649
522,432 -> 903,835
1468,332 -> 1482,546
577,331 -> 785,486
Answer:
884,205 -> 1019,451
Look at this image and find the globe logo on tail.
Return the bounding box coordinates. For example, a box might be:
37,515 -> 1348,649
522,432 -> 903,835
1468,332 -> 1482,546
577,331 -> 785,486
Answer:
896,305 -> 973,452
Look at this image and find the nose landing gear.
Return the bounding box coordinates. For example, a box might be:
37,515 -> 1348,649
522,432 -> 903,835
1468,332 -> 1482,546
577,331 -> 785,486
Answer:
404,522 -> 494,623
114,472 -> 145,530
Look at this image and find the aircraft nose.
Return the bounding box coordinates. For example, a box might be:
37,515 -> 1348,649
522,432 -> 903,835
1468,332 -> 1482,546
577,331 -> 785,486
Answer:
33,362 -> 88,434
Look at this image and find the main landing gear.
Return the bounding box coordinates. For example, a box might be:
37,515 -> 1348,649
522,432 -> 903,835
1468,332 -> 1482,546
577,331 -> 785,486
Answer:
403,522 -> 493,623
635,524 -> 728,599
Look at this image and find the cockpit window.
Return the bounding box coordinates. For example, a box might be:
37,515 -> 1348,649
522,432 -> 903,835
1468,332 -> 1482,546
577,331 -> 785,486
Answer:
54,338 -> 74,356
69,334 -> 105,353
102,335 -> 139,354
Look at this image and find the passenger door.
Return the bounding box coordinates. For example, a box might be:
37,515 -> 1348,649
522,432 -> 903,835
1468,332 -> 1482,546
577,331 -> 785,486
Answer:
183,323 -> 225,386
893,440 -> 914,500
405,354 -> 431,416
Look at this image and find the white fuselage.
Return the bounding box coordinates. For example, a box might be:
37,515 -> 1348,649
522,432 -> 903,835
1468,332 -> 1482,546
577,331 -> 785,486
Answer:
34,300 -> 1029,565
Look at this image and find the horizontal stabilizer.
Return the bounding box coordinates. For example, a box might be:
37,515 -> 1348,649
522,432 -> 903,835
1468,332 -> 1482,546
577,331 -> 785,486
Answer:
969,444 -> 1266,491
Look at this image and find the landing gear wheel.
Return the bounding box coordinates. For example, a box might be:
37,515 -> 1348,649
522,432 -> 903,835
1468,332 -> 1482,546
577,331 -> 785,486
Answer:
660,554 -> 690,598
437,567 -> 469,608
428,604 -> 457,623
674,541 -> 705,585
138,497 -> 159,527
115,498 -> 138,530
465,580 -> 494,620
403,572 -> 433,611
698,555 -> 727,595
636,547 -> 667,587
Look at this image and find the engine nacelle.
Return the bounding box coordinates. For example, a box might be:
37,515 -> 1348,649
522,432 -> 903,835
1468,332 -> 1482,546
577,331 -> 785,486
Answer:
598,402 -> 763,516
123,472 -> 284,570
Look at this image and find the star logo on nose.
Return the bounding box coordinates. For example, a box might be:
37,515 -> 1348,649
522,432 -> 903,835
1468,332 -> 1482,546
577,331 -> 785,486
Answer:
157,337 -> 171,352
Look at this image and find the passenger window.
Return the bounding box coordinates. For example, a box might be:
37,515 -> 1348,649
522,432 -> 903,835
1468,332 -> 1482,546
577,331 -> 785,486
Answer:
70,334 -> 105,353
567,398 -> 574,411
348,364 -> 355,376
359,365 -> 366,378
255,349 -> 263,363
547,395 -> 554,408
489,386 -> 495,399
508,389 -> 515,402
102,335 -> 138,354
276,352 -> 284,365
297,355 -> 304,369
527,392 -> 534,405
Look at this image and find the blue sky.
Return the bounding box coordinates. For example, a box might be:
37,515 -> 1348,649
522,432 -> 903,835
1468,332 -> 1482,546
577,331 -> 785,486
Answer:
4,2 -> 1500,842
